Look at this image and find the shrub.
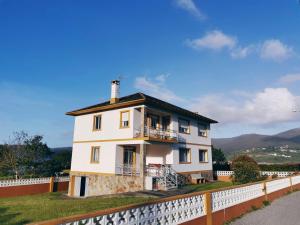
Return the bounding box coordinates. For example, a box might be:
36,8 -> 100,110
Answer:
231,155 -> 260,184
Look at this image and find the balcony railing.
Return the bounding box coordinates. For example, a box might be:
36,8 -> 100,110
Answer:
116,164 -> 140,176
134,125 -> 178,142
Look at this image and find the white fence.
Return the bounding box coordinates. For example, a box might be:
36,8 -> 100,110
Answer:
217,170 -> 295,177
0,176 -> 69,187
212,182 -> 264,212
58,175 -> 300,225
65,194 -> 206,225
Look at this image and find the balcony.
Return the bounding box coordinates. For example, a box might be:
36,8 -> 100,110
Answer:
134,125 -> 178,143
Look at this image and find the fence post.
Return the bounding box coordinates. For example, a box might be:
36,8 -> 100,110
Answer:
263,181 -> 268,201
205,192 -> 212,225
289,176 -> 293,192
49,177 -> 54,192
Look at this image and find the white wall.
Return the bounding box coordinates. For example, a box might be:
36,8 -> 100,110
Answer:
170,113 -> 211,146
171,144 -> 212,173
70,104 -> 213,174
71,140 -> 145,174
73,106 -> 144,142
146,144 -> 173,165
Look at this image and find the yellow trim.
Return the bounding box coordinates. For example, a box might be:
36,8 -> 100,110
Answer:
70,171 -> 116,176
120,110 -> 130,129
74,137 -> 147,144
66,99 -> 145,116
90,146 -> 100,164
70,175 -> 75,197
92,114 -> 102,131
205,192 -> 212,225
179,142 -> 212,147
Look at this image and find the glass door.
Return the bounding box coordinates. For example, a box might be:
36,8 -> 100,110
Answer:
123,147 -> 136,166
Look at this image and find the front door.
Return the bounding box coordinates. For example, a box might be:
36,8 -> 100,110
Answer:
79,176 -> 86,197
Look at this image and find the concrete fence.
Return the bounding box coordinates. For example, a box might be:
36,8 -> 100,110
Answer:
34,175 -> 300,225
0,176 -> 70,198
216,170 -> 295,182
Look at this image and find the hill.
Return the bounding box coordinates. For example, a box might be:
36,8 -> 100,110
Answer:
212,128 -> 300,163
212,128 -> 300,153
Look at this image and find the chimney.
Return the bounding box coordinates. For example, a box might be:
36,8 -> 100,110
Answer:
110,80 -> 120,104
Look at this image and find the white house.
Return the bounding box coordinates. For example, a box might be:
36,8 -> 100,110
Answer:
67,80 -> 217,197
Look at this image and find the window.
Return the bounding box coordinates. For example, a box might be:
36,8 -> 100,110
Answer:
179,148 -> 191,163
198,123 -> 208,137
93,115 -> 101,131
199,149 -> 208,162
120,111 -> 130,128
178,118 -> 190,134
91,146 -> 100,163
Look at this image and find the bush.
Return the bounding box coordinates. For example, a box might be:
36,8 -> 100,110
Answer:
259,164 -> 300,172
231,155 -> 260,184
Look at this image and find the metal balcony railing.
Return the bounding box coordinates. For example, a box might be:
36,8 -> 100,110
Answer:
134,125 -> 178,142
115,164 -> 140,176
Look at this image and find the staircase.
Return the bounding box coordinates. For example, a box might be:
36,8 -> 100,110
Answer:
146,165 -> 187,190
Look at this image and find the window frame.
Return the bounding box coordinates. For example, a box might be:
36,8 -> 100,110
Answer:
120,110 -> 130,128
90,146 -> 100,164
179,147 -> 191,164
198,122 -> 208,137
199,149 -> 208,163
92,114 -> 102,131
178,118 -> 190,134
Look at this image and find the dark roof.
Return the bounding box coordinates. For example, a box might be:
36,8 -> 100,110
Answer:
66,92 -> 217,123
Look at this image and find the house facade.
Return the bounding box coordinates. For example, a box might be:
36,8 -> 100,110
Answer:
67,80 -> 217,197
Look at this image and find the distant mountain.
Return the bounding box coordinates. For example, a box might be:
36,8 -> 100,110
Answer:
212,128 -> 300,154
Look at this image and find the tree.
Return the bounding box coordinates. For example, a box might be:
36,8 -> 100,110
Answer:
0,131 -> 51,178
231,155 -> 260,184
22,135 -> 52,176
212,147 -> 226,164
43,150 -> 72,176
0,131 -> 28,179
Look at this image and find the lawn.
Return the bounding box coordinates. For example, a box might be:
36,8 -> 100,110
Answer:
183,181 -> 234,192
0,192 -> 154,225
0,181 -> 233,225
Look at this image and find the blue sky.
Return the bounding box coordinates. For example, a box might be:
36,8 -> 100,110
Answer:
1,0 -> 300,147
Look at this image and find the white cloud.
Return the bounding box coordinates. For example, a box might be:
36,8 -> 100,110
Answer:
230,45 -> 255,59
174,0 -> 206,20
155,74 -> 169,83
134,75 -> 185,102
278,73 -> 300,84
186,30 -> 236,51
186,31 -> 295,62
260,39 -> 293,62
190,88 -> 300,125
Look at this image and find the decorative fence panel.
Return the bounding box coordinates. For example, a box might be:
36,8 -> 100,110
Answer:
217,170 -> 295,178
291,176 -> 300,185
33,175 -> 300,225
211,183 -> 264,212
216,171 -> 234,176
64,194 -> 206,225
260,171 -> 293,177
0,176 -> 70,198
0,177 -> 51,187
266,178 -> 290,193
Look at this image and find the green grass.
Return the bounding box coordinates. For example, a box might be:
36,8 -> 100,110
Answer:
183,181 -> 234,193
0,192 -> 154,225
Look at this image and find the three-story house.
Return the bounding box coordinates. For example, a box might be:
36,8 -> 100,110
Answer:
67,80 -> 217,197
